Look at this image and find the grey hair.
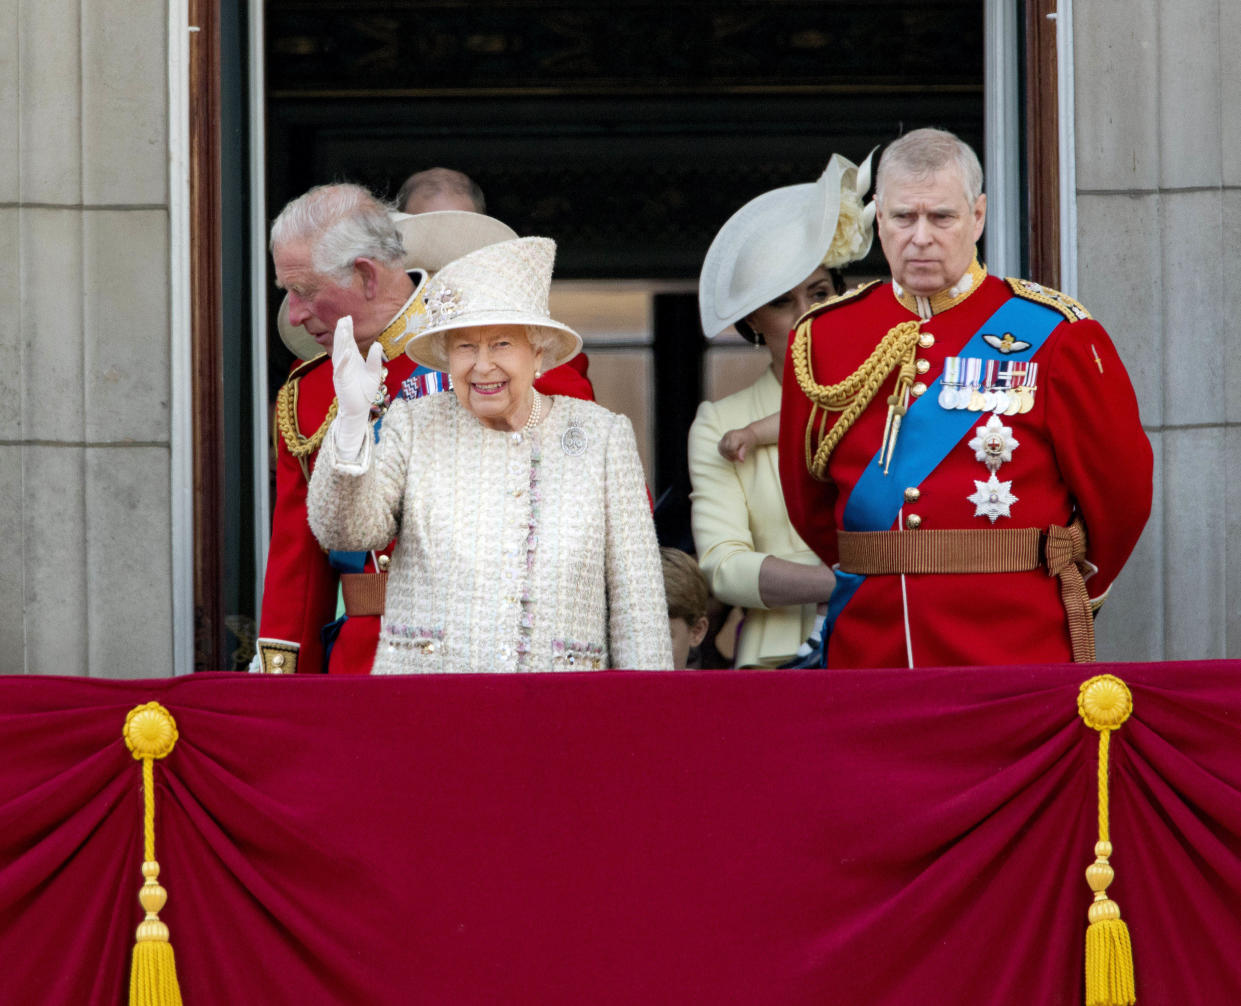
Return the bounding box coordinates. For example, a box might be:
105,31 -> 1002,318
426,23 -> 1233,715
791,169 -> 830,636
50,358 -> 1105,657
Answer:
269,183 -> 405,282
429,324 -> 560,369
874,128 -> 984,208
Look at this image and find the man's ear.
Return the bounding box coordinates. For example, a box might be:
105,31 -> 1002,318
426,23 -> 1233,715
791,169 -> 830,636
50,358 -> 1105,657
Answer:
353,257 -> 381,298
971,193 -> 987,242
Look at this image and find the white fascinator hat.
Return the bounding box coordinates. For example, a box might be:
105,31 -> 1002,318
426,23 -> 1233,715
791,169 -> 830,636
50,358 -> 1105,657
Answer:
277,210 -> 518,360
404,236 -> 583,372
697,151 -> 876,340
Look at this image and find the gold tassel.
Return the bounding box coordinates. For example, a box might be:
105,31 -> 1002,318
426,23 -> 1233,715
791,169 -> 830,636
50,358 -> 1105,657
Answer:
123,702 -> 184,1006
1077,675 -> 1136,1006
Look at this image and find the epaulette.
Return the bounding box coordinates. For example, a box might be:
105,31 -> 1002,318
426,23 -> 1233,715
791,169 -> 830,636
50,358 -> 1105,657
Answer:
794,279 -> 883,328
1006,277 -> 1092,322
287,351 -> 329,380
274,353 -> 336,472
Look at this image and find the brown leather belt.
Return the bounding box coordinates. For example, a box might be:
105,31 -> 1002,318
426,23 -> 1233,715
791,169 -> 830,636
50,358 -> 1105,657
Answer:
340,572 -> 388,617
836,519 -> 1095,662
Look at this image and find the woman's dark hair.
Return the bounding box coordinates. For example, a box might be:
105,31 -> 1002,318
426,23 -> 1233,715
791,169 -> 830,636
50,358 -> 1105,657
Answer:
735,267 -> 845,345
734,318 -> 764,345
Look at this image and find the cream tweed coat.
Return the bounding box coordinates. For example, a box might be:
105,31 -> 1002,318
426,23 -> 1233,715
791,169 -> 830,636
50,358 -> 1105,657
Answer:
309,392 -> 673,674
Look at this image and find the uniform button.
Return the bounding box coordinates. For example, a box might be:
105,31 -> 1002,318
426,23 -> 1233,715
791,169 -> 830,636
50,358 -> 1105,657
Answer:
271,653 -> 286,673
905,514 -> 923,530
377,554 -> 390,571
910,382 -> 928,398
919,332 -> 935,349
916,359 -> 931,375
904,487 -> 921,503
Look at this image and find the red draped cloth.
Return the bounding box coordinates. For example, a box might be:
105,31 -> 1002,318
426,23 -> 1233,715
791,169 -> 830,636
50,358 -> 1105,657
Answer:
2,663 -> 1239,1004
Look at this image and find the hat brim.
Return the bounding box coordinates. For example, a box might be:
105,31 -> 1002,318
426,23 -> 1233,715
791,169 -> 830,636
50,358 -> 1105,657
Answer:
276,211 -> 519,360
405,312 -> 583,373
698,155 -> 854,339
276,295 -> 329,361
392,211 -> 518,272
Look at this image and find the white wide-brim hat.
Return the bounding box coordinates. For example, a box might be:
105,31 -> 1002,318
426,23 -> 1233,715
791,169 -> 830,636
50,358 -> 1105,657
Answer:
404,236 -> 583,372
277,210 -> 518,360
697,152 -> 875,339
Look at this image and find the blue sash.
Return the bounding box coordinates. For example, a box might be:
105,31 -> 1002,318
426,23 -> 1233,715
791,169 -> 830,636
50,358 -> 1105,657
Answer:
822,295 -> 1063,646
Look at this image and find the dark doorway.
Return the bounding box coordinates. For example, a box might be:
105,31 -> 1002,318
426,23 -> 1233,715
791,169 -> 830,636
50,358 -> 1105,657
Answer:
203,0 -> 992,668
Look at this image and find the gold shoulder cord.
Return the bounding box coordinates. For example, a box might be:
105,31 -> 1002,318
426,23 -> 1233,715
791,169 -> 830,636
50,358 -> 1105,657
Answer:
275,377 -> 338,482
791,318 -> 922,480
1005,277 -> 1092,322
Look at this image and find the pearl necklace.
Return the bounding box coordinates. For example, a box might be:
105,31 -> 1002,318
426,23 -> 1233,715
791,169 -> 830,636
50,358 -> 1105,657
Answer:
521,391 -> 543,434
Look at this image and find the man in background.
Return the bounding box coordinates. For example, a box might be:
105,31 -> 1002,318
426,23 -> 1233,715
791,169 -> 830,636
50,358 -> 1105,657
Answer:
396,166 -> 486,214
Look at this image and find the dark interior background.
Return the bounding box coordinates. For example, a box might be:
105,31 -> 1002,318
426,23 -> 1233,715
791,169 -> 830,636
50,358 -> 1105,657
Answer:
217,0 -> 985,665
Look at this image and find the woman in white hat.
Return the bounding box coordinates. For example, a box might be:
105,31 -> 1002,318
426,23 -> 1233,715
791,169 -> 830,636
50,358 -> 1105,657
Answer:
690,154 -> 874,668
307,237 -> 673,674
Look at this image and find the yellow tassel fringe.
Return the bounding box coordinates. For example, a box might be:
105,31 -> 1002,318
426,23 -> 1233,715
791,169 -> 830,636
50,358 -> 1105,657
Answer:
1085,915 -> 1136,1006
123,703 -> 184,1006
1077,675 -> 1136,1006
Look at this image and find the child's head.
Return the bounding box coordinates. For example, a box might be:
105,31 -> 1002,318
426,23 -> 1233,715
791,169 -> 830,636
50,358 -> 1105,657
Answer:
660,547 -> 711,669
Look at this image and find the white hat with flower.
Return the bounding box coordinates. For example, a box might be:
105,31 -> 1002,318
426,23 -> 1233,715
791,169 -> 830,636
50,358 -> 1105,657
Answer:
697,152 -> 876,339
404,236 -> 583,372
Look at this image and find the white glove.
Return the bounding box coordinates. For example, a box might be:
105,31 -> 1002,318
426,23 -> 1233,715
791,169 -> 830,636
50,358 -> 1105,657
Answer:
330,315 -> 385,459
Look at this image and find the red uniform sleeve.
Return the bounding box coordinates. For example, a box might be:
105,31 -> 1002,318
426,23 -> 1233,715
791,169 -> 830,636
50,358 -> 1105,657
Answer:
778,325 -> 841,566
258,367 -> 339,674
535,352 -> 595,402
1041,318 -> 1153,597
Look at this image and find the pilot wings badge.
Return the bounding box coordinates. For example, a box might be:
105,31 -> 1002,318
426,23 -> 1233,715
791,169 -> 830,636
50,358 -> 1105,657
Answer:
982,332 -> 1032,354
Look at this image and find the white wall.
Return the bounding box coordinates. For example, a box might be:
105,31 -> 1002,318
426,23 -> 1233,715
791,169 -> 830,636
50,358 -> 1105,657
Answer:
1,0 -> 176,675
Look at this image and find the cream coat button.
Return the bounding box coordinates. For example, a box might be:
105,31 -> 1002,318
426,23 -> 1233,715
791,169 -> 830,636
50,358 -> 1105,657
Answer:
905,514 -> 923,529
916,359 -> 931,374
904,487 -> 921,503
911,382 -> 928,398
919,332 -> 935,348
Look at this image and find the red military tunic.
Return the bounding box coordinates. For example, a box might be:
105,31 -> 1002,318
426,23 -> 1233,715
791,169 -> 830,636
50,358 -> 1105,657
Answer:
258,277 -> 597,674
778,259 -> 1152,669
258,288 -> 425,675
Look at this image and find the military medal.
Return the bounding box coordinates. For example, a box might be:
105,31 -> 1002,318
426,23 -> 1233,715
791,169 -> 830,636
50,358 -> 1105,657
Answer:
968,473 -> 1018,523
981,361 -> 999,413
1001,361 -> 1024,416
938,357 -> 962,409
369,367 -> 392,420
968,414 -> 1019,474
1017,362 -> 1038,414
962,358 -> 983,410
399,371 -> 453,401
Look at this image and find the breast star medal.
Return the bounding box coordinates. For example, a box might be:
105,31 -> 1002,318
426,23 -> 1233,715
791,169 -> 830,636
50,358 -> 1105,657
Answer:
968,414 -> 1019,474
968,474 -> 1018,523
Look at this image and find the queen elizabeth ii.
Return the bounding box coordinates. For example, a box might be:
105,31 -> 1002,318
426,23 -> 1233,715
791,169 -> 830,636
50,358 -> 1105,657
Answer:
308,236 -> 673,673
